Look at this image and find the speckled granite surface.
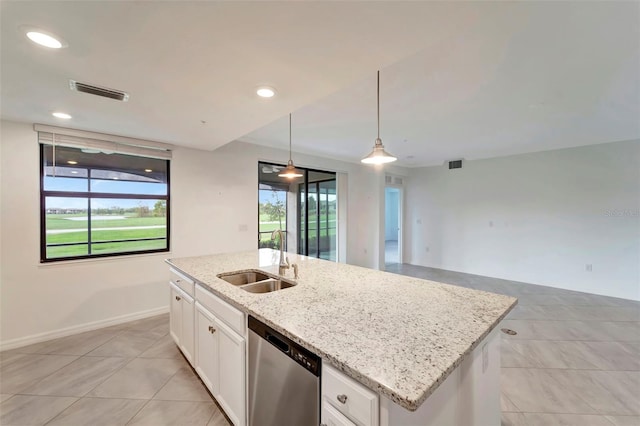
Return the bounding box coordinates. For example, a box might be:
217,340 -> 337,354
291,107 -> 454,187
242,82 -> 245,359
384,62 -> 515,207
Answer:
166,249 -> 517,411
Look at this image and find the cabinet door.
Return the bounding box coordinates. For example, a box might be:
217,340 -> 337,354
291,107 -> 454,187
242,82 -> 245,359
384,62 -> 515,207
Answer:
169,283 -> 182,346
322,399 -> 357,426
195,302 -> 219,396
180,292 -> 195,366
217,318 -> 246,426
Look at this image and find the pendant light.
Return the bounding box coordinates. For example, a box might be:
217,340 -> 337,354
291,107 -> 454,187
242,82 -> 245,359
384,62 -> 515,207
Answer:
361,70 -> 397,164
278,113 -> 303,178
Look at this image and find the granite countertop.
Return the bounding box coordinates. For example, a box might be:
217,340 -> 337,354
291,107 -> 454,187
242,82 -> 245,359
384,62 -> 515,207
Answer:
166,249 -> 517,411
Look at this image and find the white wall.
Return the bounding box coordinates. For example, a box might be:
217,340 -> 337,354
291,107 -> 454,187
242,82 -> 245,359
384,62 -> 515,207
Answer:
0,120 -> 389,348
405,140 -> 640,300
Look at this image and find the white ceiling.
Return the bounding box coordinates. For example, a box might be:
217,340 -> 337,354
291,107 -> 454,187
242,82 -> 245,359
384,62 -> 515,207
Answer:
2,2 -> 639,167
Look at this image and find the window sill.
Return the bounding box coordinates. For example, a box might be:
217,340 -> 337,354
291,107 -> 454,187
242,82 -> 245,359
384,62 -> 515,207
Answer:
37,250 -> 172,267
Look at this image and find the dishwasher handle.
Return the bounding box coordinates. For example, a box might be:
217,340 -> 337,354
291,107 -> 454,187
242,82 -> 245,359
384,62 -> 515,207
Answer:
266,332 -> 290,354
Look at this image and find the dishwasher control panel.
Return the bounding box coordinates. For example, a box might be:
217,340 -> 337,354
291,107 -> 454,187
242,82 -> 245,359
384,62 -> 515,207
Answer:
291,346 -> 319,375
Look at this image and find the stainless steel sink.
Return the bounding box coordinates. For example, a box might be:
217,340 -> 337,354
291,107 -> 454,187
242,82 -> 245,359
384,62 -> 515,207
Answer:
217,270 -> 296,294
218,271 -> 271,286
241,279 -> 296,294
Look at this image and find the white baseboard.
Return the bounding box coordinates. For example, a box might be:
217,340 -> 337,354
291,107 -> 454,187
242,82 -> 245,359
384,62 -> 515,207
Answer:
0,305 -> 169,352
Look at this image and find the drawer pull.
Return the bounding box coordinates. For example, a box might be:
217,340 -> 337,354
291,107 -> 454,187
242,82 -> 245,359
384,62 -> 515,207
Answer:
176,279 -> 181,283
208,325 -> 216,334
336,394 -> 348,404
175,296 -> 181,301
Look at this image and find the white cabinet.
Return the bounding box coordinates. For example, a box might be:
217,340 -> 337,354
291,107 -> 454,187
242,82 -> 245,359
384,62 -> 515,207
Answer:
195,302 -> 219,395
194,299 -> 246,426
322,363 -> 378,426
323,326 -> 502,426
216,317 -> 246,426
169,281 -> 194,366
322,398 -> 357,426
379,326 -> 502,426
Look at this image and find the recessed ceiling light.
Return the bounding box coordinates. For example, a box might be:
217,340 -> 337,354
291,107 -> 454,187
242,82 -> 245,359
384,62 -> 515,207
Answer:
70,171 -> 78,174
52,112 -> 72,119
256,86 -> 276,98
113,177 -> 119,180
67,160 -> 78,165
144,169 -> 153,173
25,29 -> 67,49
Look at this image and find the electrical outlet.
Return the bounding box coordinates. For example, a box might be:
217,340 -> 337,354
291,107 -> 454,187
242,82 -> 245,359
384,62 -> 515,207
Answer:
586,264 -> 593,272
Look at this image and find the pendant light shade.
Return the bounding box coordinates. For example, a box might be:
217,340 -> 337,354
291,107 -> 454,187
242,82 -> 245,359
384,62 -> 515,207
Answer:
278,114 -> 303,178
361,70 -> 397,165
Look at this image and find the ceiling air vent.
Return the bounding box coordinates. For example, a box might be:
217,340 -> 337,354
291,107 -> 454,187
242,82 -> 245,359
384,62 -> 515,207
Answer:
69,80 -> 129,102
448,160 -> 463,170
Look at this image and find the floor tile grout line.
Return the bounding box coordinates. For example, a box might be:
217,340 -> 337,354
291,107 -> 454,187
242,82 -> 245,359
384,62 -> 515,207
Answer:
76,355 -> 137,398
501,367 -> 640,372
146,356 -> 186,402
502,411 -> 621,425
502,368 -> 639,418
125,351 -> 195,426
124,398 -> 153,426
5,354 -> 80,395
501,392 -> 522,413
41,396 -> 82,426
503,319 -> 640,323
502,339 -> 640,343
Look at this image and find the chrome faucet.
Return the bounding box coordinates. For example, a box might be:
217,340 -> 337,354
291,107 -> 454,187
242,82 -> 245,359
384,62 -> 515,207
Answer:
271,229 -> 290,275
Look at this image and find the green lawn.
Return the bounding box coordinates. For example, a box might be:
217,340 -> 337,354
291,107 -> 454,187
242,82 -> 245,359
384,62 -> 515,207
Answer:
258,220 -> 336,244
47,239 -> 166,259
46,214 -> 165,230
47,228 -> 166,245
44,214 -> 167,259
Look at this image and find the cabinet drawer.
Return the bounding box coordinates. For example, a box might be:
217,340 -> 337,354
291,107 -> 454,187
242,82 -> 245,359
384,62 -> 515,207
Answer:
195,285 -> 245,336
170,268 -> 195,297
322,398 -> 357,426
323,363 -> 379,426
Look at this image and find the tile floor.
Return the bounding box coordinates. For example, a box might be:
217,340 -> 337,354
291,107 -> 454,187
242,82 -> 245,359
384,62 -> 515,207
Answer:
1,264 -> 638,425
0,314 -> 231,426
386,263 -> 640,426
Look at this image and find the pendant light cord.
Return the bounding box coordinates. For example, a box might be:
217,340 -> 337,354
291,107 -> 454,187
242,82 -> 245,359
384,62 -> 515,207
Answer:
377,70 -> 380,140
289,113 -> 293,162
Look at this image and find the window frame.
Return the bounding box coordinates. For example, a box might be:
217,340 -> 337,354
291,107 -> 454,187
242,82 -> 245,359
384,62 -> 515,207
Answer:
39,144 -> 171,263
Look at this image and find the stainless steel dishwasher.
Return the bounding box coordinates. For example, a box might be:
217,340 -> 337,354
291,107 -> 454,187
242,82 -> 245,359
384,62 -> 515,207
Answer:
248,316 -> 320,426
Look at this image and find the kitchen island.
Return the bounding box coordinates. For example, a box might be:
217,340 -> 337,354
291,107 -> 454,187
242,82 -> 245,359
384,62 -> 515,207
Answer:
166,249 -> 517,425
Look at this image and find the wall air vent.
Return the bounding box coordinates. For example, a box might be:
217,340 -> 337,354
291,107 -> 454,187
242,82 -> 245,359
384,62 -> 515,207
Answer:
385,175 -> 405,186
448,160 -> 463,170
69,80 -> 129,102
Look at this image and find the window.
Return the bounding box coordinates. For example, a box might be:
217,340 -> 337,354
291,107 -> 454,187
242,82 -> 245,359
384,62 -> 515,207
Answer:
39,135 -> 170,262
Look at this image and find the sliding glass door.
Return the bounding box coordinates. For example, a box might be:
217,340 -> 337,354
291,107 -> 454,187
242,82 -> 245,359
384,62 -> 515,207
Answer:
258,162 -> 336,261
299,170 -> 336,261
